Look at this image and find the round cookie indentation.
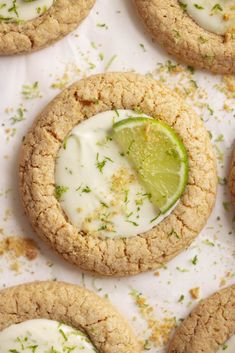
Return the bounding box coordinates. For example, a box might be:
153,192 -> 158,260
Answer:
0,319 -> 98,352
134,0 -> 235,74
168,285 -> 235,353
54,109 -> 179,239
0,0 -> 95,55
19,72 -> 217,276
229,149 -> 235,205
0,0 -> 54,22
0,281 -> 140,353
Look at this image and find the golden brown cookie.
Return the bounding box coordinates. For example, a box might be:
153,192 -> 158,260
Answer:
168,285 -> 235,353
134,0 -> 235,74
0,0 -> 95,55
0,281 -> 140,353
229,149 -> 235,205
19,72 -> 217,276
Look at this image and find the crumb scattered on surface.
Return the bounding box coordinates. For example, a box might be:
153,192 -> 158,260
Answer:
222,75 -> 235,99
10,261 -> 20,273
154,271 -> 160,276
50,63 -> 81,90
130,289 -> 176,349
0,236 -> 39,261
189,287 -> 200,299
220,278 -> 227,287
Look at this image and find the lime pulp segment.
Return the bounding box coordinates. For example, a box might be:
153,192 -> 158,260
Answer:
112,117 -> 189,213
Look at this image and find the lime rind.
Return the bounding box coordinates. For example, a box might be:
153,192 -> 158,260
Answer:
113,117 -> 189,213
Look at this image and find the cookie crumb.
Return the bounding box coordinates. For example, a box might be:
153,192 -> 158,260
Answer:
154,271 -> 160,276
189,287 -> 200,299
10,261 -> 20,272
0,236 -> 39,260
219,278 -> 227,287
130,289 -> 176,348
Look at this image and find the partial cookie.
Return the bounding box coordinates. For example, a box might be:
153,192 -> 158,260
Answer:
0,0 -> 95,55
134,0 -> 235,74
229,149 -> 235,205
0,281 -> 140,353
19,72 -> 217,276
168,285 -> 235,353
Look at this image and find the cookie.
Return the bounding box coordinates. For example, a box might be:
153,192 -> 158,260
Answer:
229,149 -> 235,205
0,0 -> 95,55
168,285 -> 235,353
0,281 -> 140,353
134,0 -> 235,74
19,72 -> 217,276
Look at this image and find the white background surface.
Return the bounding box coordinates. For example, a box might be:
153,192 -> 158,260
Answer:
0,1 -> 234,352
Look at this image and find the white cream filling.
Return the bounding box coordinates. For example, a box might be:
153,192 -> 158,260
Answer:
55,110 -> 177,239
0,0 -> 54,22
181,0 -> 235,35
217,335 -> 235,353
0,319 -> 98,353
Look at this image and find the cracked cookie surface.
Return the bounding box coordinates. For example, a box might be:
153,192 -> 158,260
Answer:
19,72 -> 217,276
229,149 -> 235,205
134,0 -> 235,74
168,285 -> 235,353
0,281 -> 140,353
0,0 -> 95,55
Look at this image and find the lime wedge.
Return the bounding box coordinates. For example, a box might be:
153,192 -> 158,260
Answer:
112,117 -> 188,213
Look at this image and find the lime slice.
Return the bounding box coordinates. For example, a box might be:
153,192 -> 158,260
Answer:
112,117 -> 188,213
